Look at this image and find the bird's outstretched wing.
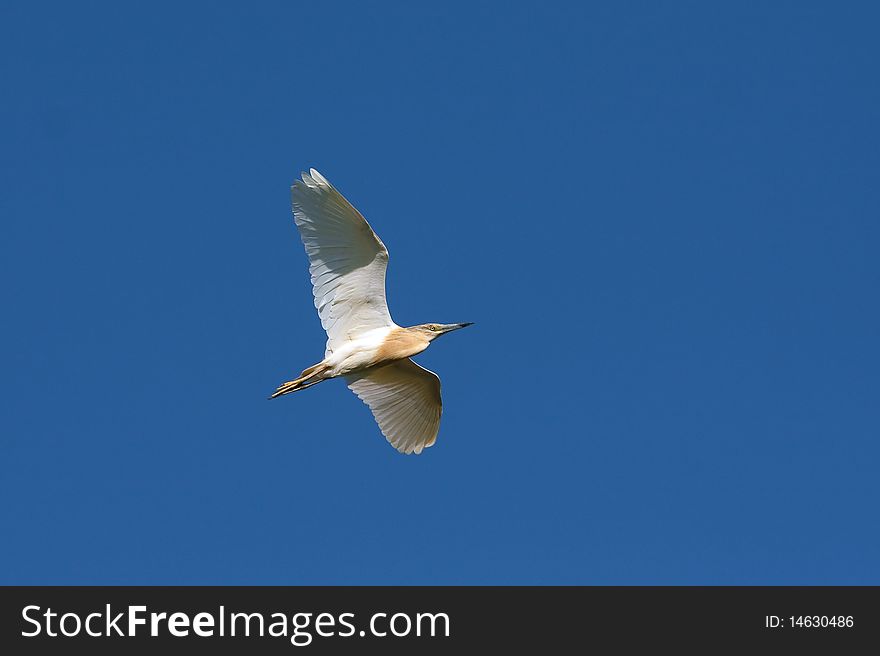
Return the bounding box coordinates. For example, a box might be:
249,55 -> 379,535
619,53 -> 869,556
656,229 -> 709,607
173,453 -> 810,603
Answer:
346,358 -> 442,455
292,169 -> 393,356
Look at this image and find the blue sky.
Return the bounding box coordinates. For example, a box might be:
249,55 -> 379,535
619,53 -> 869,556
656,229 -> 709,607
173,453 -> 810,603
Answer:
2,2 -> 878,584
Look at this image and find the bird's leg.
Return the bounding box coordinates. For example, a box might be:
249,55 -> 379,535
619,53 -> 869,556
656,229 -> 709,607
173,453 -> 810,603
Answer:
269,376 -> 314,399
268,362 -> 330,399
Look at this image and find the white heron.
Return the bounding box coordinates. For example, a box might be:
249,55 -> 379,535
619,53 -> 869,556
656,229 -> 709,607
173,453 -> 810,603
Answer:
270,169 -> 472,454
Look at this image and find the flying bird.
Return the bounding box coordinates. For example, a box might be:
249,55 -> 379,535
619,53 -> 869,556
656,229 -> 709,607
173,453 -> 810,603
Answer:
270,169 -> 472,454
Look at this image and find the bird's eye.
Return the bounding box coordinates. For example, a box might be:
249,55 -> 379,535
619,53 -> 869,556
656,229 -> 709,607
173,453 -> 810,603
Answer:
428,325 -> 437,331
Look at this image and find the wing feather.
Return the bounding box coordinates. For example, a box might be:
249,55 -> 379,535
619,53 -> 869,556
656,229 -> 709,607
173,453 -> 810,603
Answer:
346,359 -> 442,455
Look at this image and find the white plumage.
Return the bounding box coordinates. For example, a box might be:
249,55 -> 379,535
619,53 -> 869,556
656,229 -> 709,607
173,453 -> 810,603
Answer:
292,169 -> 393,357
346,358 -> 442,455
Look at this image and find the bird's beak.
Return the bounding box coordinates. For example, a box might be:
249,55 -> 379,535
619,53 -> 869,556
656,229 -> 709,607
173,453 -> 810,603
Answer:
439,322 -> 474,334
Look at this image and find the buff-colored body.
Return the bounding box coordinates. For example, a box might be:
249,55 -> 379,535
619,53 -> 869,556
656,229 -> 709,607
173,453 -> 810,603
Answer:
270,323 -> 465,397
328,326 -> 429,376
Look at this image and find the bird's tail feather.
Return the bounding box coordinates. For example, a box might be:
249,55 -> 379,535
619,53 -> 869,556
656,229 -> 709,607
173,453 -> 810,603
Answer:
269,363 -> 329,399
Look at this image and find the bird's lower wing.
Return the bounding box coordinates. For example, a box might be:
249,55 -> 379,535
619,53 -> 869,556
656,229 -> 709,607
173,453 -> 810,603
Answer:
346,359 -> 442,455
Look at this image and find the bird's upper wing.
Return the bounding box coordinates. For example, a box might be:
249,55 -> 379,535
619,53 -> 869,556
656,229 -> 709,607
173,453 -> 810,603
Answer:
292,169 -> 393,355
345,358 -> 442,455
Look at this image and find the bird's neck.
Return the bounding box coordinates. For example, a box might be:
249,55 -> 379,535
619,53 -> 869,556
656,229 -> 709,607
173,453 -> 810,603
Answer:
374,327 -> 430,364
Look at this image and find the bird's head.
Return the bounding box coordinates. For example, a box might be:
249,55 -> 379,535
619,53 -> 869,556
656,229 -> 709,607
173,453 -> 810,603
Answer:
410,322 -> 474,341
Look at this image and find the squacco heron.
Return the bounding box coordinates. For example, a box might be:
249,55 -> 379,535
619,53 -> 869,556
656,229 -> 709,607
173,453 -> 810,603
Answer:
270,169 -> 472,454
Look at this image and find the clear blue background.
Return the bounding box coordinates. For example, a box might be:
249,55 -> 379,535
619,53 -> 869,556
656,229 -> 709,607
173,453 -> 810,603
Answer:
2,2 -> 878,584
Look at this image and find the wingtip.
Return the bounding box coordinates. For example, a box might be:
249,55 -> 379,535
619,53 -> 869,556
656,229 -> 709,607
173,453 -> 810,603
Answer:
309,168 -> 329,186
292,168 -> 330,190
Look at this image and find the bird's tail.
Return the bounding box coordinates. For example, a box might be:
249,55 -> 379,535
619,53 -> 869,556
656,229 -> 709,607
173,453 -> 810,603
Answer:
269,362 -> 330,399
